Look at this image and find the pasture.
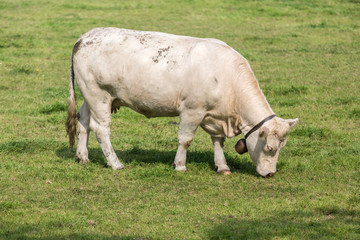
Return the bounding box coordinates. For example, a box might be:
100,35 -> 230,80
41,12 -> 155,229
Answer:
0,0 -> 359,239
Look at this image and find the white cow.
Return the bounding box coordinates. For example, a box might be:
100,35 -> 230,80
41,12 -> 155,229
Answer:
66,28 -> 298,177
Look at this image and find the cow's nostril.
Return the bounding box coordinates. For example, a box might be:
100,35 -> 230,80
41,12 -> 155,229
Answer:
266,172 -> 275,178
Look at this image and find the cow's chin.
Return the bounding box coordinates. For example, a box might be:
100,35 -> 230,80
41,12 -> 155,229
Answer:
256,165 -> 276,178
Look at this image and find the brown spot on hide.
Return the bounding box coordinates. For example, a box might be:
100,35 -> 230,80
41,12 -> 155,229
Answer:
136,33 -> 152,45
152,46 -> 173,63
159,46 -> 171,53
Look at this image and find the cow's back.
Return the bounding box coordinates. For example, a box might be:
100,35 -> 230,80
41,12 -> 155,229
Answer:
72,28 -> 240,118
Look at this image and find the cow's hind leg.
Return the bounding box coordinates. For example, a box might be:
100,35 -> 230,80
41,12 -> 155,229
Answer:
212,136 -> 231,175
173,111 -> 204,172
89,103 -> 124,170
76,102 -> 90,164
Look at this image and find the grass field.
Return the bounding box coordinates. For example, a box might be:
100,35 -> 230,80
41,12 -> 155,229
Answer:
1,0 -> 360,239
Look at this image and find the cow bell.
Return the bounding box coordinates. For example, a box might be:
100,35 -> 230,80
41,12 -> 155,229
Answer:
235,138 -> 248,154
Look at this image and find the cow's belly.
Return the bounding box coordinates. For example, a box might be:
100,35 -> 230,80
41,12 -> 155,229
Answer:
103,69 -> 185,118
116,93 -> 181,118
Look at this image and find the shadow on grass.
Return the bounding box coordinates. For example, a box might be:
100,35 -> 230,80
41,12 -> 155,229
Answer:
207,207 -> 360,239
3,207 -> 358,239
56,146 -> 257,176
0,223 -> 149,240
0,233 -> 149,240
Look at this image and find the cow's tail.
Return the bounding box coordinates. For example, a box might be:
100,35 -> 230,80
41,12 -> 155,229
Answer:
66,53 -> 77,150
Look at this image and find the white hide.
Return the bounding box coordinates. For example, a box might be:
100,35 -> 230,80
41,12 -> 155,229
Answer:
68,27 -> 298,176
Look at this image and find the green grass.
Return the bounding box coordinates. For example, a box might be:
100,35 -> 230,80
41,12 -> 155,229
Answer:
1,0 -> 360,239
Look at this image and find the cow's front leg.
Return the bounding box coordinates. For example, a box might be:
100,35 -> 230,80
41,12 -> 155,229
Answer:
173,111 -> 204,172
89,107 -> 124,170
212,136 -> 231,175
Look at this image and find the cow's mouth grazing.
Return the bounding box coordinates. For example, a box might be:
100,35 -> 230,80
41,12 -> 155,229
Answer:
263,172 -> 276,178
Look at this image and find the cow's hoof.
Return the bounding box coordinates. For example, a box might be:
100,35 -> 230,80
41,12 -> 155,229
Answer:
175,165 -> 187,172
217,170 -> 231,175
108,162 -> 124,170
79,159 -> 90,165
76,156 -> 89,165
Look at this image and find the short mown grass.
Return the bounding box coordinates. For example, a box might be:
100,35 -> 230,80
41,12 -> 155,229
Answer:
1,0 -> 360,239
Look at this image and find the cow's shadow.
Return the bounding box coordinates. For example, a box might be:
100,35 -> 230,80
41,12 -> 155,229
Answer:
56,146 -> 257,176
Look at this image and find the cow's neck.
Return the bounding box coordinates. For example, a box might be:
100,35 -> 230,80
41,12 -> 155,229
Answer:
234,73 -> 274,137
238,104 -> 274,137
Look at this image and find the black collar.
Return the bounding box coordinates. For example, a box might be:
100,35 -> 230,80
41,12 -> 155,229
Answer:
245,114 -> 276,139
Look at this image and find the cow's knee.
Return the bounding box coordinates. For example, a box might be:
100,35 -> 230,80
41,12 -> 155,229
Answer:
179,139 -> 192,149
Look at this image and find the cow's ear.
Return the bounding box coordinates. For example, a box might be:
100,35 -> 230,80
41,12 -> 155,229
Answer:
286,118 -> 299,129
259,126 -> 269,138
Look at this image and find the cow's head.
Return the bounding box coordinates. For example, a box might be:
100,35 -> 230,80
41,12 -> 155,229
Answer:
235,116 -> 298,177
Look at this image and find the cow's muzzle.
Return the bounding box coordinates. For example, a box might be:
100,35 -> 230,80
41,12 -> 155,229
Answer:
264,172 -> 276,178
235,138 -> 248,154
